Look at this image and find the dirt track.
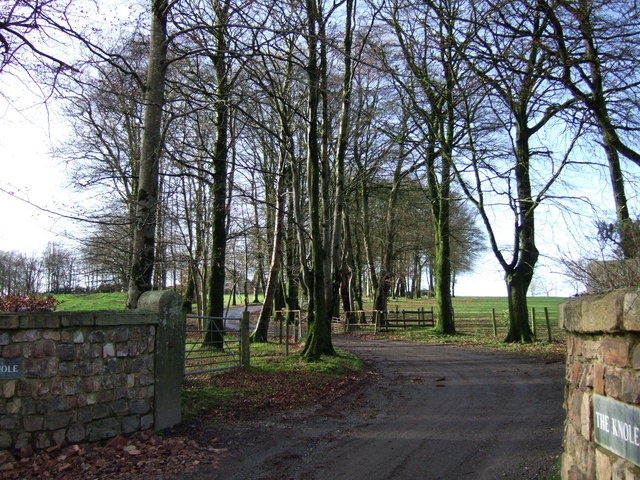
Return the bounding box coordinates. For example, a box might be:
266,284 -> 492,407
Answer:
182,335 -> 565,480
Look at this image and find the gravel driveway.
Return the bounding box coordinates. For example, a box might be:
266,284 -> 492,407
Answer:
182,335 -> 565,480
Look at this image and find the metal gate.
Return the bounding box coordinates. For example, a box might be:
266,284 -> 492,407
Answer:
184,315 -> 248,375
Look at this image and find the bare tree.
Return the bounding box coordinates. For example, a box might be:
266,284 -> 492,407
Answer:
540,0 -> 640,258
127,0 -> 171,308
0,1 -> 74,76
454,0 -> 576,341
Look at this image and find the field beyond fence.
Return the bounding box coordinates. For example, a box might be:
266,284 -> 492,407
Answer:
362,296 -> 567,341
52,292 -> 567,342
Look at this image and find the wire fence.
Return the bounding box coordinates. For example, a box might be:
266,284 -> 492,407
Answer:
453,307 -> 564,342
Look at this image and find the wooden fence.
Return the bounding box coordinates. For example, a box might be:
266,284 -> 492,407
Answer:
452,307 -> 562,341
260,305 -> 563,342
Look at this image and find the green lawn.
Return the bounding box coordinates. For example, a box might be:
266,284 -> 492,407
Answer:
375,295 -> 567,317
54,292 -> 128,311
54,292 -> 264,311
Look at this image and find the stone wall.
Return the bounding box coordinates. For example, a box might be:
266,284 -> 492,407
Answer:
560,288 -> 640,478
0,290 -> 184,451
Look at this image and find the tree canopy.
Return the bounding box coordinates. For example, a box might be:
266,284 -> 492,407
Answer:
3,0 -> 640,346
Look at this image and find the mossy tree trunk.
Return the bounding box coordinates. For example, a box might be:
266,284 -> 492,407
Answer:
204,0 -> 230,347
127,0 -> 169,309
302,0 -> 334,361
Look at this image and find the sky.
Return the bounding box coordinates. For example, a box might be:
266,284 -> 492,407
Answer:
0,81 -> 77,253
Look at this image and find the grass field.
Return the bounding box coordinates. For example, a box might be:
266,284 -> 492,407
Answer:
54,292 -> 566,327
54,292 -> 128,311
357,295 -> 568,341
54,292 -> 264,311
373,295 -> 567,319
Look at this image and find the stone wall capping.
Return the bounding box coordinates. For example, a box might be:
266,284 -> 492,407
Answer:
0,316 -> 20,329
623,291 -> 640,331
0,311 -> 159,329
60,312 -> 96,327
19,314 -> 61,329
560,288 -> 637,334
94,312 -> 158,327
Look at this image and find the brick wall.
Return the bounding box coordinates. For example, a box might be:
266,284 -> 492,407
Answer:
0,290 -> 184,452
560,288 -> 640,478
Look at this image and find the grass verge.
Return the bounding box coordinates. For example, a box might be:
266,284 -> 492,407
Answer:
372,327 -> 566,362
541,456 -> 562,480
182,342 -> 364,422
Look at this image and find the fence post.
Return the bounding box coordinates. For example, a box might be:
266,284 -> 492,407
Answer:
531,307 -> 537,340
285,319 -> 290,356
240,311 -> 250,368
277,312 -> 282,344
491,308 -> 497,336
298,311 -> 303,341
544,307 -> 552,342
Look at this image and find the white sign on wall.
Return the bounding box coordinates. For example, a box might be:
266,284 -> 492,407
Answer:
594,394 -> 640,466
0,358 -> 22,380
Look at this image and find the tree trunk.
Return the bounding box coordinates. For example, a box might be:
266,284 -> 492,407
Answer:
413,252 -> 422,299
328,0 -> 355,322
251,175 -> 266,303
373,125 -> 407,316
205,0 -> 230,347
504,271 -> 535,342
302,0 -> 334,360
319,13 -> 333,319
429,170 -> 454,334
341,213 -> 355,318
359,180 -> 378,297
351,222 -> 364,312
598,119 -> 634,258
503,121 -> 538,343
126,0 -> 168,309
251,143 -> 288,343
285,160 -> 301,326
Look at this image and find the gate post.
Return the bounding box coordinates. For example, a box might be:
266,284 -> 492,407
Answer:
137,290 -> 185,431
240,311 -> 251,368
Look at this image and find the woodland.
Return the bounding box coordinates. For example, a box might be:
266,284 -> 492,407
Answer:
1,0 -> 640,357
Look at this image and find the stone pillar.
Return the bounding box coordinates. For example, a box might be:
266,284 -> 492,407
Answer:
560,288 -> 640,479
138,290 -> 185,430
